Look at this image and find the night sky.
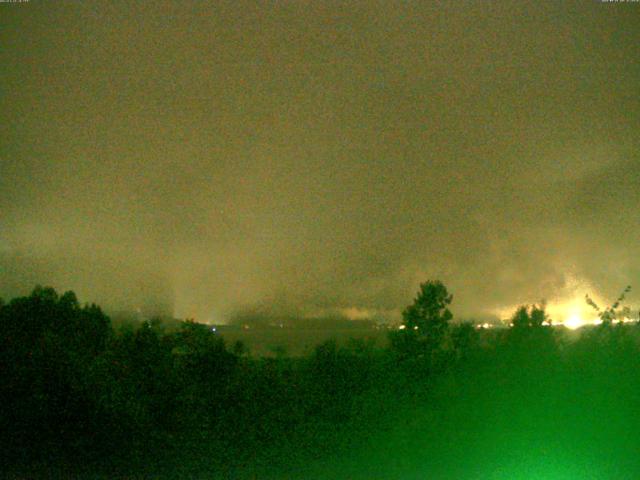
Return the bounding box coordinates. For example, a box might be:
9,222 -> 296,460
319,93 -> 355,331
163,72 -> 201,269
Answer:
1,1 -> 639,323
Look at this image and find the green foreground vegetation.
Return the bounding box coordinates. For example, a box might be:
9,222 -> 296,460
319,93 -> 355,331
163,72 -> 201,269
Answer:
2,283 -> 640,479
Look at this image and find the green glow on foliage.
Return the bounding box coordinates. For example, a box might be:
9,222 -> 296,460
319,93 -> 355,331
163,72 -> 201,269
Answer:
473,452 -> 602,480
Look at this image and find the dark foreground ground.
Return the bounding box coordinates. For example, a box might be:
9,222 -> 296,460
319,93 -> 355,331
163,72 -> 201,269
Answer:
3,288 -> 640,479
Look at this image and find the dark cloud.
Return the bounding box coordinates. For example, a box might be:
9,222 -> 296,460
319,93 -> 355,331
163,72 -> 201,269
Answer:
1,1 -> 638,321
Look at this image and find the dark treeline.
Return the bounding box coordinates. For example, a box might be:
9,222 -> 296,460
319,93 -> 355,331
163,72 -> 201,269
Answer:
2,282 -> 640,479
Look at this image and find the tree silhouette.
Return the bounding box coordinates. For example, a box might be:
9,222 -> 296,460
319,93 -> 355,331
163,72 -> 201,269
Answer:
391,280 -> 453,357
511,304 -> 548,329
586,285 -> 632,326
403,280 -> 453,343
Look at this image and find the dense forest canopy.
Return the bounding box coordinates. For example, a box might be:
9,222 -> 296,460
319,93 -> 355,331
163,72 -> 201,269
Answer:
2,284 -> 640,479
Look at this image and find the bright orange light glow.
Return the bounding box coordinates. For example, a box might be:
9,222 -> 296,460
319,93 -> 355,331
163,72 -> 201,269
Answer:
492,277 -> 609,330
564,313 -> 585,330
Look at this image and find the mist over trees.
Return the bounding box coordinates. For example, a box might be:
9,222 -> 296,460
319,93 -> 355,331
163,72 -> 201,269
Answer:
2,283 -> 640,479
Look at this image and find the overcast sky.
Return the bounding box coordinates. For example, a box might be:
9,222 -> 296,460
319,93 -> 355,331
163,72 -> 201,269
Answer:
1,1 -> 639,322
